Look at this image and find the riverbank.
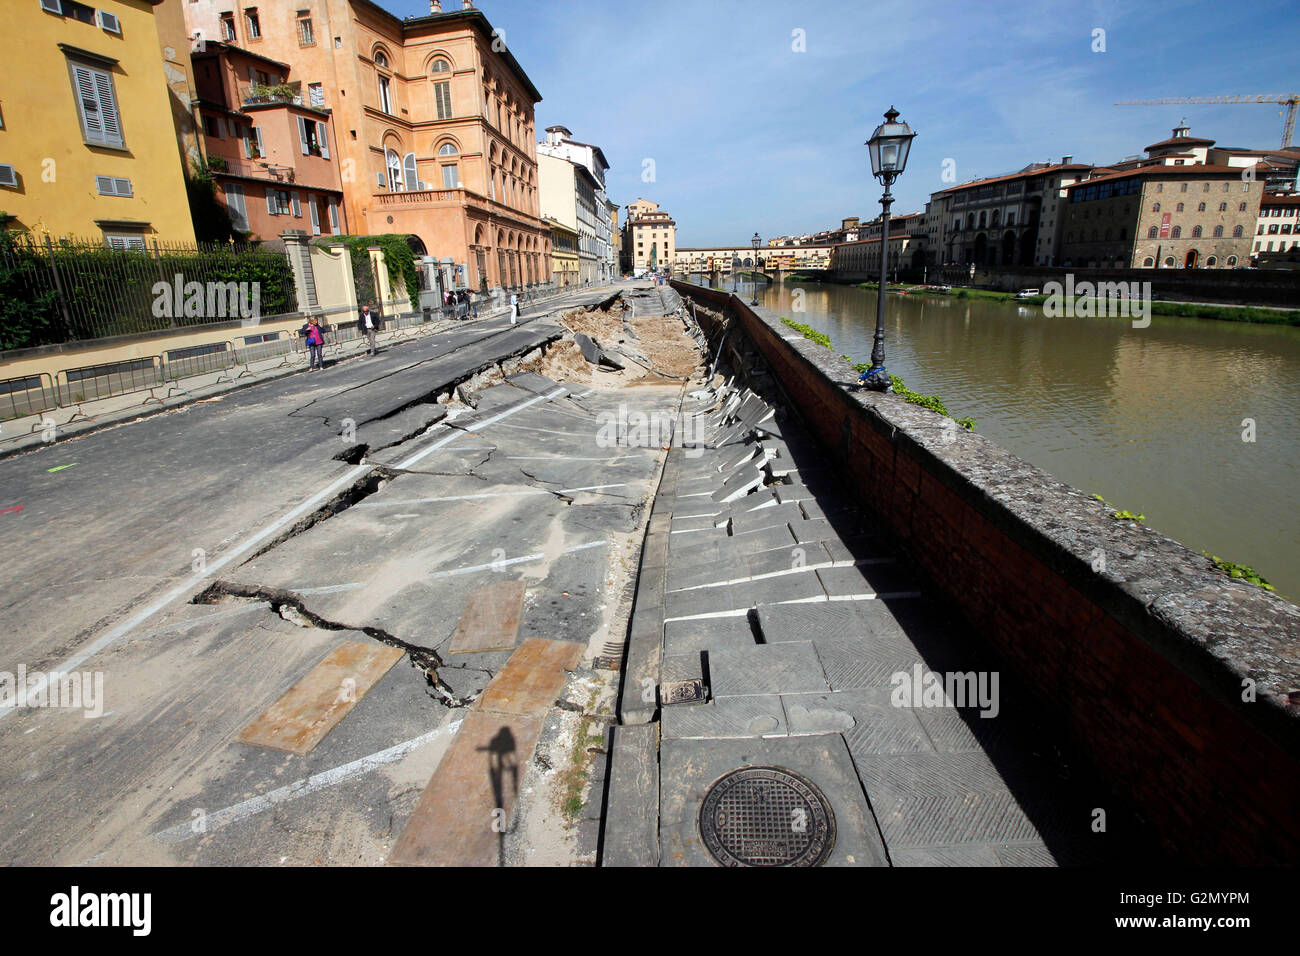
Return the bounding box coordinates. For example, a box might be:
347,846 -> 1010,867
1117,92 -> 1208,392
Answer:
782,275 -> 1300,326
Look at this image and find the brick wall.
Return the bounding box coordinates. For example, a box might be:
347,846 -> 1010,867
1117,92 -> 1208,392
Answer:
675,279 -> 1300,864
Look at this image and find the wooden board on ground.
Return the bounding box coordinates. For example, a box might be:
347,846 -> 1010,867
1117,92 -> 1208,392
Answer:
236,641 -> 404,755
388,709 -> 543,867
474,637 -> 584,717
449,579 -> 527,654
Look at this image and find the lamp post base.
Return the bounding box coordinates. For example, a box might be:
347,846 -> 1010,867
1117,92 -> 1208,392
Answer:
857,365 -> 892,391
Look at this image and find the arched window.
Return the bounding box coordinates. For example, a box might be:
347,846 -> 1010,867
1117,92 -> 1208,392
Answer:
385,148 -> 402,190
403,152 -> 418,190
1147,226 -> 1158,238
1197,202 -> 1206,211
1227,255 -> 1238,266
1192,225 -> 1202,238
438,142 -> 458,157
1171,225 -> 1181,238
1213,225 -> 1223,237
431,58 -> 450,74
1206,256 -> 1217,267
1219,202 -> 1227,211
1232,225 -> 1244,237
1152,202 -> 1160,212
1143,256 -> 1155,267
375,51 -> 388,68
1164,256 -> 1175,267
1176,202 -> 1184,212
1239,202 -> 1248,211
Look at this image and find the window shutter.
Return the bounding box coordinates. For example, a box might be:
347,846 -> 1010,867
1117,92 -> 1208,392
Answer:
267,191 -> 277,215
403,152 -> 417,192
226,183 -> 248,231
309,199 -> 320,235
377,171 -> 386,187
297,116 -> 309,155
317,121 -> 329,159
291,193 -> 301,217
92,70 -> 123,147
73,66 -> 104,143
436,82 -> 452,120
113,177 -> 132,196
254,127 -> 265,157
328,197 -> 340,233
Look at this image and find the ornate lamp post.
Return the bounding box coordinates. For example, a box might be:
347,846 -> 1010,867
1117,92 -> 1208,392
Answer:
751,233 -> 761,305
858,106 -> 916,391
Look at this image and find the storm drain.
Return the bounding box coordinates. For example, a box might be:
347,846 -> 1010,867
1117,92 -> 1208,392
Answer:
698,766 -> 835,867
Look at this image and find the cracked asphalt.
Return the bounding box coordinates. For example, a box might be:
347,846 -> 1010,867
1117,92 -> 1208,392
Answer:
0,283 -> 689,865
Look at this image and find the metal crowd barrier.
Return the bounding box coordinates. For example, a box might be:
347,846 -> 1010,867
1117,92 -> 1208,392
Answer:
0,372 -> 57,423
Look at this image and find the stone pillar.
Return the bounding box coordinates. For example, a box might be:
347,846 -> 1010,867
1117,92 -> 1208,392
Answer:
281,232 -> 320,314
368,245 -> 393,312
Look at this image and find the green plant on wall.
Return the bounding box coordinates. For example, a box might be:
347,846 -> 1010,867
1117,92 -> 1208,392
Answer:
1204,553 -> 1274,591
318,234 -> 419,304
1091,494 -> 1145,522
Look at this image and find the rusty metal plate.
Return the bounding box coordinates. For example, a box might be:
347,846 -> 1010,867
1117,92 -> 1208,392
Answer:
698,766 -> 836,867
389,710 -> 543,867
474,637 -> 583,717
237,641 -> 404,755
449,579 -> 527,654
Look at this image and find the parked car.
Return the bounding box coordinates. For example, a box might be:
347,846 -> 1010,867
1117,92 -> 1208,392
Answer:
1015,288 -> 1041,299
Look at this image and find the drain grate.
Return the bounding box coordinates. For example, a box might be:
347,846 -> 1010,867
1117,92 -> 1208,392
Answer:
699,766 -> 835,867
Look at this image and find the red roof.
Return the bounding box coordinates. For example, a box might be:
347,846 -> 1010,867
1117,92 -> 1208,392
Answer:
931,162 -> 1093,197
1065,163 -> 1267,189
1146,135 -> 1215,151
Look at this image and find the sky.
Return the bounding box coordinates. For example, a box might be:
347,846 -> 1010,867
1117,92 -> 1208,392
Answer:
384,0 -> 1300,246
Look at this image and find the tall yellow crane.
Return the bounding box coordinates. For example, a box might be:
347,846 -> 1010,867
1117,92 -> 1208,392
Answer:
1115,95 -> 1300,149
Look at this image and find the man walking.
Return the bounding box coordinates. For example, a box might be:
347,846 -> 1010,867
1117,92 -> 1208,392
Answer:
509,291 -> 519,325
358,302 -> 379,354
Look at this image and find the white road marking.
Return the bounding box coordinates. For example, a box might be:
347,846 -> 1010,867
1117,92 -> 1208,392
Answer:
428,539 -> 606,579
354,483 -> 627,507
152,719 -> 464,845
505,455 -> 641,463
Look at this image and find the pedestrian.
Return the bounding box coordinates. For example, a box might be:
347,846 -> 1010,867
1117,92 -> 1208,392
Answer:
357,302 -> 378,354
509,291 -> 519,325
303,316 -> 325,371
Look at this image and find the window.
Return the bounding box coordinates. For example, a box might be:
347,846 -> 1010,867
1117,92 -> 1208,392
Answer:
1152,202 -> 1160,212
61,1 -> 96,24
225,182 -> 248,231
220,12 -> 236,41
378,75 -> 392,114
245,7 -> 260,40
1239,202 -> 1248,211
374,51 -> 388,68
1219,202 -> 1227,211
1164,256 -> 1174,267
203,113 -> 221,137
1228,256 -> 1238,266
432,58 -> 450,74
441,163 -> 458,188
385,149 -> 402,190
1233,225 -> 1244,238
97,10 -> 121,34
1147,226 -> 1158,239
1171,226 -> 1181,238
1268,223 -> 1279,234
104,232 -> 146,250
1213,225 -> 1223,238
70,61 -> 125,148
1176,203 -> 1184,212
1156,183 -> 1163,192
1143,256 -> 1155,267
438,142 -> 458,157
94,174 -> 131,196
1192,225 -> 1202,238
1180,183 -> 1188,192
403,152 -> 417,190
434,81 -> 452,120
309,197 -> 321,235
266,189 -> 291,215
1197,202 -> 1205,212
309,83 -> 324,107
297,12 -> 314,46
244,125 -> 264,158
328,196 -> 341,234
297,117 -> 329,158
0,164 -> 16,188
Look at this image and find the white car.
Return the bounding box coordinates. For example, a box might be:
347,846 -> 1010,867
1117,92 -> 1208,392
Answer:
1014,288 -> 1041,299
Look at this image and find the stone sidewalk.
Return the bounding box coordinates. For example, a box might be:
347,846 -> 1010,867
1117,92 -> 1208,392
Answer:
605,379 -> 1153,867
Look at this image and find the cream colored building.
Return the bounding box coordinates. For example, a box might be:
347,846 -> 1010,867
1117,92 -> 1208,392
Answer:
622,198 -> 675,272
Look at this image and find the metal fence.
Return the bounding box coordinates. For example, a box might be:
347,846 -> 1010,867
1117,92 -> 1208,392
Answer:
0,234 -> 297,350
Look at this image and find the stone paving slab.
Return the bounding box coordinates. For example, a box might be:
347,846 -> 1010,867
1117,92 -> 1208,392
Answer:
661,695 -> 787,740
709,642 -> 830,697
817,564 -> 923,599
663,616 -> 757,656
736,570 -> 826,606
659,735 -> 890,867
730,501 -> 805,535
601,723 -> 660,867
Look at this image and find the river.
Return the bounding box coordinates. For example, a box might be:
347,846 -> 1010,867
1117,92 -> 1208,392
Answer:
689,274 -> 1300,601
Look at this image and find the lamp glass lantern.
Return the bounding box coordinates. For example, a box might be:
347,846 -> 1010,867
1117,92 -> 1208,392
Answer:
866,106 -> 916,182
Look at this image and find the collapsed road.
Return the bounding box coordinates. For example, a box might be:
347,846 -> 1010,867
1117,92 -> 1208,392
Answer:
0,282 -> 702,866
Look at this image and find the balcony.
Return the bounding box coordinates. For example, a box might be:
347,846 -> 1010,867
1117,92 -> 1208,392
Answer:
243,81 -> 304,108
208,156 -> 296,183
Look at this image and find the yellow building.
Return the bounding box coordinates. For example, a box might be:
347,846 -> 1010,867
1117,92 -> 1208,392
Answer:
0,0 -> 196,246
547,217 -> 579,286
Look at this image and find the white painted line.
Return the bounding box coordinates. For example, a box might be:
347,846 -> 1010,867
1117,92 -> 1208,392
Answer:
505,455 -> 641,463
395,387 -> 565,470
152,719 -> 464,845
355,483 -> 628,507
428,539 -> 605,580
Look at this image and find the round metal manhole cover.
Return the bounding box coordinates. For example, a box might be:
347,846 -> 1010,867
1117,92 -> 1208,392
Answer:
698,766 -> 836,867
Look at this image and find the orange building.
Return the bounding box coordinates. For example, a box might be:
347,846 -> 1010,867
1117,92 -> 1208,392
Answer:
191,42 -> 346,241
177,0 -> 549,290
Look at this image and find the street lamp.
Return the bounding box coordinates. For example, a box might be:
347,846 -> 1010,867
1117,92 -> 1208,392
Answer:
751,233 -> 761,305
859,106 -> 916,391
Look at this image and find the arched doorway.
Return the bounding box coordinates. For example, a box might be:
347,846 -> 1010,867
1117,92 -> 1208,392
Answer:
973,233 -> 988,265
1002,230 -> 1016,265
406,235 -> 427,257
1184,249 -> 1199,269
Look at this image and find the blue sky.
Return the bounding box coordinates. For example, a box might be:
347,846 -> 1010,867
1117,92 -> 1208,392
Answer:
386,0 -> 1299,245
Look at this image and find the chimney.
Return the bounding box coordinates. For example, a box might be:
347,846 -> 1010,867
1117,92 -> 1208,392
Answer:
462,0 -> 474,8
430,0 -> 441,11
1062,155 -> 1073,165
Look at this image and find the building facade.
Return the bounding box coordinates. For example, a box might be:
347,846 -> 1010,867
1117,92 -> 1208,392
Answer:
546,216 -> 578,285
190,42 -> 346,241
673,243 -> 831,274
622,198 -> 675,272
1,0 -> 196,246
537,125 -> 615,280
1254,191 -> 1300,259
179,0 -> 550,290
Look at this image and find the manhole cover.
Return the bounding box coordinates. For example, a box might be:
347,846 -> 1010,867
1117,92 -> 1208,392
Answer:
698,766 -> 835,867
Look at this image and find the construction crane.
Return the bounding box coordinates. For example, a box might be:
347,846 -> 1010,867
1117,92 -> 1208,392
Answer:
1115,95 -> 1300,149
